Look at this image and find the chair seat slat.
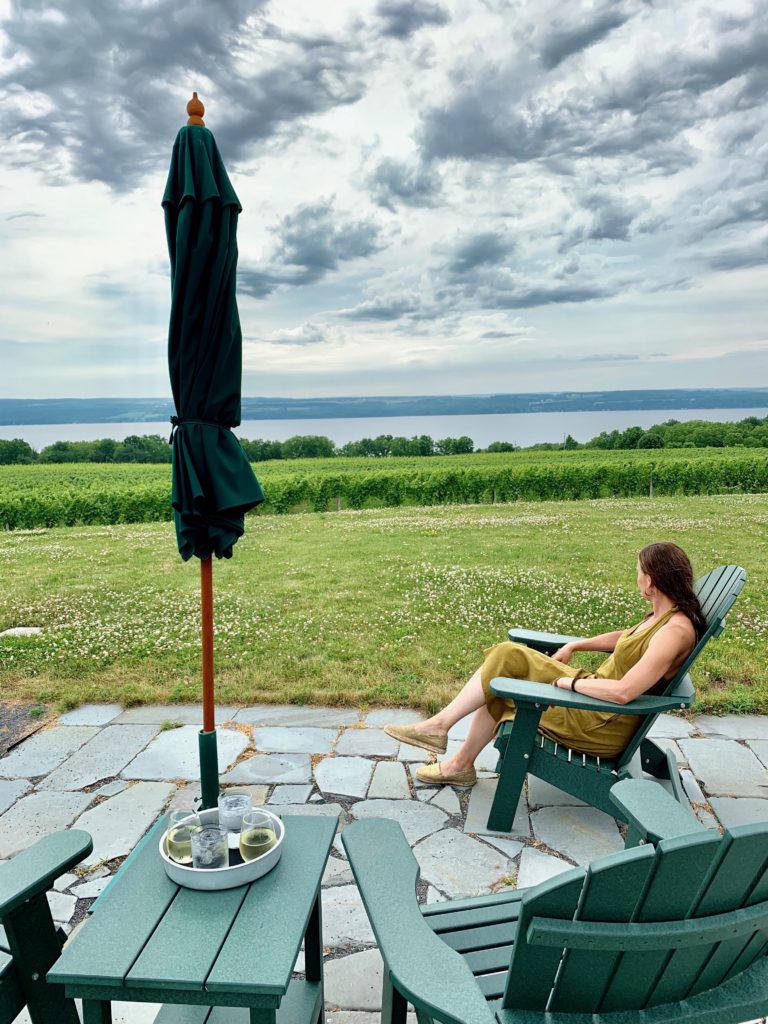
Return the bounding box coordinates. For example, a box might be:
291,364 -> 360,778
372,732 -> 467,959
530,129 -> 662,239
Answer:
439,920 -> 518,954
464,945 -> 514,976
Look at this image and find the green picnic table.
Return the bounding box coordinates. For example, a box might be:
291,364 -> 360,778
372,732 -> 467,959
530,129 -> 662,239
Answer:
48,814 -> 337,1024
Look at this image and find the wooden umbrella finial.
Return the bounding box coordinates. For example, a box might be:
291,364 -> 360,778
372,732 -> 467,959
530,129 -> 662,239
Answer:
187,92 -> 205,126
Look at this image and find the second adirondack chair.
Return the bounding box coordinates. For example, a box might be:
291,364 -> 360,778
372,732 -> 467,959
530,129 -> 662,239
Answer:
0,829 -> 92,1024
343,778 -> 768,1024
486,563 -> 746,832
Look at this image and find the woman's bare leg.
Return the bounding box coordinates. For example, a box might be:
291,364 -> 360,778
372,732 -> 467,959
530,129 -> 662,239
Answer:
438,702 -> 497,774
409,668 -> 486,736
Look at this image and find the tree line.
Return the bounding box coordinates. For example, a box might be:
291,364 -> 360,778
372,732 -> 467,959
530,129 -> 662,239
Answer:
0,414 -> 766,465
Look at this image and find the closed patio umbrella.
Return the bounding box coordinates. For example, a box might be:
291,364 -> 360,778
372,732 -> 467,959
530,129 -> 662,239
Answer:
163,93 -> 264,807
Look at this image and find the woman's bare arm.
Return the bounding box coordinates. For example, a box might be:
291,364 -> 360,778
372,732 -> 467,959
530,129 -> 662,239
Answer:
552,629 -> 625,663
554,618 -> 694,704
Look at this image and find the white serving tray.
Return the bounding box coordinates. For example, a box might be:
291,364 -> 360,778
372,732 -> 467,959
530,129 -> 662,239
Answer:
159,807 -> 284,891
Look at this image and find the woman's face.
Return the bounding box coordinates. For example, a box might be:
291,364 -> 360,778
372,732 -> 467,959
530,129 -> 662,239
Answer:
636,560 -> 653,600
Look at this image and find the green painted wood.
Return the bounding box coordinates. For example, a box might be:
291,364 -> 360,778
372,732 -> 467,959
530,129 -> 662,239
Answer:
506,629 -> 584,652
342,819 -> 496,1024
128,884 -> 249,991
463,945 -> 513,975
609,779 -> 704,845
426,899 -> 522,933
72,983 -> 278,1009
489,679 -> 694,715
0,829 -> 92,916
503,868 -> 585,1010
0,950 -> 24,1024
0,926 -> 7,954
206,817 -> 336,998
549,845 -> 656,1013
475,971 -> 507,1000
439,920 -> 517,954
382,974 -> 408,1024
154,1003 -> 211,1023
48,817 -> 178,988
206,980 -> 322,1022
82,1000 -> 111,1024
486,703 -> 543,832
89,816 -> 167,914
421,889 -> 523,920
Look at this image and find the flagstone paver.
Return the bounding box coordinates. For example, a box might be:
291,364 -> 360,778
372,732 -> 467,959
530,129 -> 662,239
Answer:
113,705 -> 238,725
528,776 -> 586,808
517,847 -> 574,888
429,786 -> 461,815
235,706 -> 360,728
0,725 -> 100,778
694,715 -> 768,740
323,857 -> 355,886
316,757 -> 374,799
325,948 -> 383,1011
0,779 -> 30,816
40,724 -> 158,791
446,740 -> 499,773
351,798 -> 447,844
0,626 -> 42,636
322,884 -> 375,946
531,806 -> 623,866
58,704 -> 123,726
648,714 -> 697,739
416,787 -> 439,802
396,741 -> 430,762
0,790 -> 93,857
47,891 -> 77,924
70,876 -> 111,898
252,726 -> 337,754
336,728 -> 398,757
222,753 -> 311,785
709,798 -> 768,828
268,784 -> 313,804
367,761 -> 409,799
747,740 -> 768,768
413,828 -> 512,899
75,781 -> 175,865
275,803 -> 344,829
365,709 -> 423,728
678,738 -> 768,797
122,725 -> 249,781
477,835 -> 524,860
463,779 -> 529,837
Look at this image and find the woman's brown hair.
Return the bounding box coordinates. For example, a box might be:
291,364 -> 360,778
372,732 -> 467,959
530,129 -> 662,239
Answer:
639,542 -> 707,638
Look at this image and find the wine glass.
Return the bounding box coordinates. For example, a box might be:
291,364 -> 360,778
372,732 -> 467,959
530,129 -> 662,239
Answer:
239,810 -> 277,862
165,810 -> 201,866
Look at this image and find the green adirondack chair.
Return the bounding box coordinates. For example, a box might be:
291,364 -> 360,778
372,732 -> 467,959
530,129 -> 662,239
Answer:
0,829 -> 92,1024
343,778 -> 768,1024
485,564 -> 747,833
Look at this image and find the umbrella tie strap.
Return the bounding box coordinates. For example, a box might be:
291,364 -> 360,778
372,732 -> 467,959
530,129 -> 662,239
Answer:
169,416 -> 226,443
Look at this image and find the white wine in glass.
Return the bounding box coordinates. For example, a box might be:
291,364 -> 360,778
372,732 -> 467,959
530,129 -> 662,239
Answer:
166,811 -> 201,866
239,811 -> 276,862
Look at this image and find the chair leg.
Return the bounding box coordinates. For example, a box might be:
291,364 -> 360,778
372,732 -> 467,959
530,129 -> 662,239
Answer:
486,704 -> 543,832
5,892 -> 80,1024
382,975 -> 408,1024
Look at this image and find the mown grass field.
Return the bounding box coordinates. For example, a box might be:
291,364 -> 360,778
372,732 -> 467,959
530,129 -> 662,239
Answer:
1,493 -> 766,716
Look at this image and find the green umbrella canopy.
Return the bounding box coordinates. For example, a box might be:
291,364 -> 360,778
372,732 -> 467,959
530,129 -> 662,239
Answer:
163,107 -> 264,561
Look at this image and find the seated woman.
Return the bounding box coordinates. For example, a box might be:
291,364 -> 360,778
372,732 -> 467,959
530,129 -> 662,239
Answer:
385,541 -> 705,787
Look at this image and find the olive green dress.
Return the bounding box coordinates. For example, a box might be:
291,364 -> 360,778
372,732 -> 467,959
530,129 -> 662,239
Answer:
481,609 -> 679,758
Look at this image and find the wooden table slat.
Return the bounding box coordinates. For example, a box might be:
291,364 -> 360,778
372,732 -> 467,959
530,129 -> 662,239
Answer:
206,979 -> 322,1022
128,884 -> 249,990
49,817 -> 177,987
206,817 -> 337,996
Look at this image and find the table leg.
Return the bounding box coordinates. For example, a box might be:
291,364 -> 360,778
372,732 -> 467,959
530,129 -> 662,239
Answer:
250,1010 -> 276,1023
303,892 -> 324,1023
82,998 -> 112,1023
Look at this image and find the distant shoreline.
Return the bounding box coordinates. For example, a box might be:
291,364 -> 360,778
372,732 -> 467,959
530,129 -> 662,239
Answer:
1,388 -> 766,426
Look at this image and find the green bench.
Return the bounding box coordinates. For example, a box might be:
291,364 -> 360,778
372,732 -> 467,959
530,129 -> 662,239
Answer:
0,829 -> 93,1024
486,564 -> 747,832
343,778 -> 768,1024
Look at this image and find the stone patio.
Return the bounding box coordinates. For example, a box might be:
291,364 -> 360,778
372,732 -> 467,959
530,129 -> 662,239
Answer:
2,704 -> 767,1023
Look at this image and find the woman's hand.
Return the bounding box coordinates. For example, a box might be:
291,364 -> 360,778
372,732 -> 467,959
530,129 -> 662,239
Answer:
551,643 -> 575,664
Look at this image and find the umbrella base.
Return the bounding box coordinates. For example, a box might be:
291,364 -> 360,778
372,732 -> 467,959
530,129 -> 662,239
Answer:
198,728 -> 220,809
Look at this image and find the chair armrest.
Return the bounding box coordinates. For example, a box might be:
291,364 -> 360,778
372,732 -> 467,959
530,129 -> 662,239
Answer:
0,830 -> 93,918
342,820 -> 495,1024
610,780 -> 705,844
489,678 -> 693,716
507,628 -> 585,654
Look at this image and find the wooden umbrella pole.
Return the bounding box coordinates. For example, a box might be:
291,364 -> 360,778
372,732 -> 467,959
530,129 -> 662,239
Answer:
200,556 -> 215,733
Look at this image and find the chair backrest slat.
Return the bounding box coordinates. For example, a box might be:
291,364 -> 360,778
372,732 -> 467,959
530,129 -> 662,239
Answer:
548,846 -> 655,1012
616,564 -> 746,770
504,820 -> 768,1016
599,829 -> 724,1011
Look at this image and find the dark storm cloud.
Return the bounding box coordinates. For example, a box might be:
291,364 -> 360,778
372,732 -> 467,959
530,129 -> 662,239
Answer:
447,232 -> 513,273
480,329 -> 526,338
1,0 -> 367,190
367,158 -> 442,211
239,201 -> 385,298
709,238 -> 768,271
339,294 -> 421,320
418,8 -> 768,172
375,0 -> 451,39
540,8 -> 631,69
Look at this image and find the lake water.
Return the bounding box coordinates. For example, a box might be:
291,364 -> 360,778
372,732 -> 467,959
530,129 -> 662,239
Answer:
0,407 -> 765,452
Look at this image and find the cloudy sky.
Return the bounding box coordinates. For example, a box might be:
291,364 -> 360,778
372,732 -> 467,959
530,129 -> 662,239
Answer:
1,0 -> 767,400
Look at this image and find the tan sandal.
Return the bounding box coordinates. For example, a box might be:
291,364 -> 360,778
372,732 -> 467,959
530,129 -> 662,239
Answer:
383,723 -> 448,754
416,762 -> 477,787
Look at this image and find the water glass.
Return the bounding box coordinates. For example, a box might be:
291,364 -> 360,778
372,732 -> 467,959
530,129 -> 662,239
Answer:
191,825 -> 229,870
239,810 -> 277,862
218,791 -> 252,831
165,810 -> 201,866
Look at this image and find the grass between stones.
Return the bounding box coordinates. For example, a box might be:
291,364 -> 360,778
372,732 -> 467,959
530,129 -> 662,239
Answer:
0,493 -> 765,715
